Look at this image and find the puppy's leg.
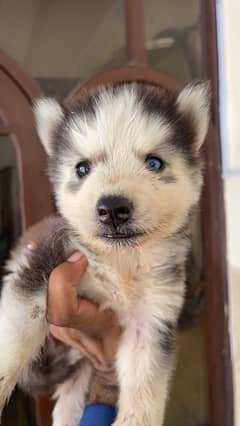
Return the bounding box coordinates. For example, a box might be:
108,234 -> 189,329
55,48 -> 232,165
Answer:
114,320 -> 176,426
20,341 -> 83,395
0,254 -> 48,414
0,216 -> 70,414
52,359 -> 92,426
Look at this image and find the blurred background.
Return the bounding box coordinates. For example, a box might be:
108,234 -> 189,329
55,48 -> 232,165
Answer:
0,1 -> 239,425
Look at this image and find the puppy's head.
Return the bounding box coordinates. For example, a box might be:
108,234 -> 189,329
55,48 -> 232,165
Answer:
34,82 -> 210,251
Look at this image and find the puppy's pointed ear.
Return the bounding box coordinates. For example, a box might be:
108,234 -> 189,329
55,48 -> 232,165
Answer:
176,81 -> 211,153
34,98 -> 64,156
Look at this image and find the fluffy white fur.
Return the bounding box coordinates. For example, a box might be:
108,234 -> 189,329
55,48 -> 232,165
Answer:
34,98 -> 63,156
0,274 -> 48,409
0,82 -> 210,426
52,360 -> 92,426
176,81 -> 210,151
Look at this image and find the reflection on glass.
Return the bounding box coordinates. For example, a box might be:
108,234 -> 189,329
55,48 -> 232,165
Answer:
145,0 -> 206,80
0,1 -> 210,424
0,137 -> 20,279
144,2 -> 209,425
0,137 -> 34,426
0,0 -> 127,99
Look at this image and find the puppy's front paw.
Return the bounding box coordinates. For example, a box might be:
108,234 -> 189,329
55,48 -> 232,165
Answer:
113,411 -> 160,426
53,402 -> 83,426
113,414 -> 143,426
0,372 -> 19,417
112,420 -> 131,426
113,421 -> 140,426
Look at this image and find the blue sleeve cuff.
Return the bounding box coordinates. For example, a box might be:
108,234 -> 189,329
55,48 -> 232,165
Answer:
79,404 -> 117,426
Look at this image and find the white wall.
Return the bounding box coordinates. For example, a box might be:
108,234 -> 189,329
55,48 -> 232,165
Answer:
217,0 -> 240,424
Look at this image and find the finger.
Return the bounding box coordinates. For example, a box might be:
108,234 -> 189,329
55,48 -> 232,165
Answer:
49,324 -> 87,352
73,301 -> 118,338
51,295 -> 117,338
67,329 -> 120,372
50,252 -> 88,290
47,252 -> 118,338
47,254 -> 88,326
68,330 -> 106,370
49,325 -> 107,370
23,240 -> 37,256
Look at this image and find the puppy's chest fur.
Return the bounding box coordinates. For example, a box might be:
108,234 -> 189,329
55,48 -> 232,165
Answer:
74,239 -> 187,327
14,217 -> 188,328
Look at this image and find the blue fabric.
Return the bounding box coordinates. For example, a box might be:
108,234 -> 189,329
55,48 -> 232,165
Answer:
79,404 -> 117,426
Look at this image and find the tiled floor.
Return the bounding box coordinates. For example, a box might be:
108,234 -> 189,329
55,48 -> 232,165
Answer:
165,316 -> 208,426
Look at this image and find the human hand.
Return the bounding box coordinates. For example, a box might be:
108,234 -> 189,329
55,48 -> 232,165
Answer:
47,251 -> 121,373
46,251 -> 121,405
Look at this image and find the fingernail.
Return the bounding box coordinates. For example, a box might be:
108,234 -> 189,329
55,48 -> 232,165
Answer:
67,252 -> 84,263
26,241 -> 37,252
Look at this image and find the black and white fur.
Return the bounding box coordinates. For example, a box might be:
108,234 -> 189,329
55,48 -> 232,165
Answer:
0,82 -> 210,426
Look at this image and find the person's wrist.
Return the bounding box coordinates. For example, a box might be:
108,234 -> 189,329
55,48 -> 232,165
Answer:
87,369 -> 118,406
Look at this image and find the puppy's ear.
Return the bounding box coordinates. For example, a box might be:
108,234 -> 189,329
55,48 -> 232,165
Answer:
176,81 -> 211,153
34,98 -> 64,156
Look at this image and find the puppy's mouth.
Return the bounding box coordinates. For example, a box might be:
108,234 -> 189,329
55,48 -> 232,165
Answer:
98,230 -> 145,245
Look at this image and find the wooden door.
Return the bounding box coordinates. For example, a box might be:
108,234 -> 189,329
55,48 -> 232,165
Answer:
0,1 -> 233,425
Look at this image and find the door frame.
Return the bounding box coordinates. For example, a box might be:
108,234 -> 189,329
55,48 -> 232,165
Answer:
0,1 -> 234,425
201,1 -> 234,425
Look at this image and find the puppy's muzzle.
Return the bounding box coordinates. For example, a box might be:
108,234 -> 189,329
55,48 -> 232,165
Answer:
97,195 -> 133,228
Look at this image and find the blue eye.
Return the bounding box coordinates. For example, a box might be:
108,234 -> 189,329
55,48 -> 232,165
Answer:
76,161 -> 91,178
145,156 -> 164,172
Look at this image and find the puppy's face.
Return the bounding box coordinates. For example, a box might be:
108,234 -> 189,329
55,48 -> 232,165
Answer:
34,83 -> 210,251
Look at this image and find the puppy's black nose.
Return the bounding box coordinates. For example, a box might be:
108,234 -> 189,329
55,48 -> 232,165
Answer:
97,195 -> 133,227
